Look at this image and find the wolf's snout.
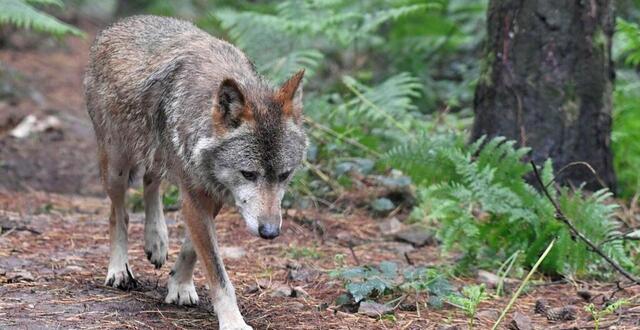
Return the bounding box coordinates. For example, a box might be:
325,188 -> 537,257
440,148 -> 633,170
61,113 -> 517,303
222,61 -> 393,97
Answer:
258,223 -> 280,239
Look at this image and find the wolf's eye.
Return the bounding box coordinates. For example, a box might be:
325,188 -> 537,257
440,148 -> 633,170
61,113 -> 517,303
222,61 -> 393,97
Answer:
241,171 -> 258,182
278,171 -> 292,182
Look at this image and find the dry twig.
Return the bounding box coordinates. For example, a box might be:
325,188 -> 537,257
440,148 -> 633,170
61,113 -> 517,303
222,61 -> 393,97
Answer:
530,161 -> 640,285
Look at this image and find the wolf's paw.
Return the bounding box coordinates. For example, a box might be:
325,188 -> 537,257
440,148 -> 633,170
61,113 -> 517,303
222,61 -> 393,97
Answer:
105,264 -> 138,290
144,225 -> 169,269
219,322 -> 253,330
165,276 -> 198,306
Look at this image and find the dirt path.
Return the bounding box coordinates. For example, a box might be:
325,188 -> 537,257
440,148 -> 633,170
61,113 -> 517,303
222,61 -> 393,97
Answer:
0,22 -> 639,330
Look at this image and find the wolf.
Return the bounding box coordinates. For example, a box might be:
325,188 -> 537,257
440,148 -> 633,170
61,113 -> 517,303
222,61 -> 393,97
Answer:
84,15 -> 307,330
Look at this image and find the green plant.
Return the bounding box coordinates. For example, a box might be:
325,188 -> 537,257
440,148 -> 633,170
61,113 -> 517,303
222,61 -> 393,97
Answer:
446,284 -> 488,328
494,250 -> 521,297
162,184 -> 180,210
0,0 -> 82,36
331,261 -> 454,308
585,299 -> 630,330
286,245 -> 322,260
492,238 -> 555,330
127,185 -> 181,212
331,261 -> 399,303
388,135 -> 636,277
612,18 -> 640,197
401,267 -> 455,308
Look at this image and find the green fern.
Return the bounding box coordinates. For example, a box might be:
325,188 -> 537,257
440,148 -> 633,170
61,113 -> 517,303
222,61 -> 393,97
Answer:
0,0 -> 83,37
340,73 -> 423,134
213,1 -> 433,81
394,135 -> 635,277
616,18 -> 640,66
612,18 -> 640,197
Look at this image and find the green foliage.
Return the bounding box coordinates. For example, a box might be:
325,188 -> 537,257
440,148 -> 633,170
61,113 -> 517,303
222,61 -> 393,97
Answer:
0,0 -> 83,36
331,262 -> 454,307
127,184 -> 181,213
400,267 -> 454,308
162,184 -> 180,209
446,284 -> 488,328
331,261 -> 399,303
213,1 -> 430,83
612,19 -> 640,197
616,19 -> 640,66
286,245 -> 322,260
391,135 -> 636,277
585,299 -> 629,330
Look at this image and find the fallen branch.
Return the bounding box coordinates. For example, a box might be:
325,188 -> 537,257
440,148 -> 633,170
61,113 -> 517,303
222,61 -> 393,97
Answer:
0,225 -> 41,236
530,161 -> 640,285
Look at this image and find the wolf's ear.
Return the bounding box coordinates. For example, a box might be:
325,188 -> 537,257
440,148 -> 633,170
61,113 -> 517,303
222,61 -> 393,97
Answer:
277,69 -> 304,123
215,78 -> 249,130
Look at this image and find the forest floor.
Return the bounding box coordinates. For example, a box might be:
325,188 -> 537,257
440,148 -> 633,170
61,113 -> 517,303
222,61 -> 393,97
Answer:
1,21 -> 639,330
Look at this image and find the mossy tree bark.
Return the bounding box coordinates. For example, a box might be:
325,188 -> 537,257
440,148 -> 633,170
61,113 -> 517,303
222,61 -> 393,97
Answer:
472,0 -> 616,191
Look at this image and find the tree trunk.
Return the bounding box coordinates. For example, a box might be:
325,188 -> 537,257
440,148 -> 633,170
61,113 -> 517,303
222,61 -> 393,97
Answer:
472,0 -> 616,191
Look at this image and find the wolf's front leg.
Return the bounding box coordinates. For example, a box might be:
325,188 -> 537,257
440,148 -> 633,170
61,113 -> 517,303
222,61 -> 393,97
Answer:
181,188 -> 252,330
165,233 -> 199,306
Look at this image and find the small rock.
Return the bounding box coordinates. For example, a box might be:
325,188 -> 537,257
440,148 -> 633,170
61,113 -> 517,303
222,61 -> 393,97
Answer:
577,289 -> 592,301
357,301 -> 393,318
378,217 -> 403,235
220,246 -> 246,259
244,284 -> 260,294
380,241 -> 415,255
244,279 -> 270,294
476,310 -> 499,322
288,266 -> 319,282
477,270 -> 500,288
59,265 -> 84,275
477,270 -> 518,289
292,286 -> 309,297
286,261 -> 302,270
371,198 -> 395,213
394,225 -> 435,247
289,301 -> 305,309
9,115 -> 61,139
269,283 -> 293,298
335,231 -> 360,246
436,325 -> 462,330
7,270 -> 35,282
508,312 -> 533,330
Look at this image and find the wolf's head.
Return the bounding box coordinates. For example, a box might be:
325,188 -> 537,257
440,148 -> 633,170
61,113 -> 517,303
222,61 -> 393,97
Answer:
200,70 -> 307,239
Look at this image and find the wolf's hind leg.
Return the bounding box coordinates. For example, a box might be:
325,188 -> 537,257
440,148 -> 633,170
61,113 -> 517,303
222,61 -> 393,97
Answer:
165,233 -> 199,305
143,170 -> 168,268
101,147 -> 137,290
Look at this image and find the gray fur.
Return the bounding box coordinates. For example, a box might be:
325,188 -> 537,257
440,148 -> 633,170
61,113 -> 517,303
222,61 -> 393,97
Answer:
85,15 -> 307,329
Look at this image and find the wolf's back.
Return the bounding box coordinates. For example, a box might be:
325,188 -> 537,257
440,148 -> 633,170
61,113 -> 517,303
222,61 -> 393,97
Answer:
84,16 -> 257,145
85,15 -> 253,113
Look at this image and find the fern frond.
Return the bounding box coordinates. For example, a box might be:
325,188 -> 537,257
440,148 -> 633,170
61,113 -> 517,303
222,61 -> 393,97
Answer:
617,18 -> 640,66
25,0 -> 63,6
0,0 -> 82,36
341,73 -> 422,127
262,49 -> 324,83
383,133 -> 465,185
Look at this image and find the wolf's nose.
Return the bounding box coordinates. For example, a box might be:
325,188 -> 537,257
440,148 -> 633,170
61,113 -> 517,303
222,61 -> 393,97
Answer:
258,223 -> 279,239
